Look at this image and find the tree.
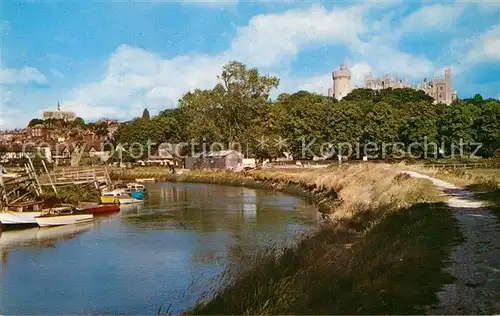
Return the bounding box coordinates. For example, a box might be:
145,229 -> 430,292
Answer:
142,108 -> 150,120
437,101 -> 478,156
324,101 -> 363,156
28,118 -> 44,127
474,100 -> 500,156
277,91 -> 330,159
72,117 -> 86,128
362,101 -> 403,145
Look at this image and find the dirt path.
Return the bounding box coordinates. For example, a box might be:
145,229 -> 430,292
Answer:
403,170 -> 500,314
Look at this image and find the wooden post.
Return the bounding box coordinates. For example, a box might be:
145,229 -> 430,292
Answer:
27,156 -> 43,196
42,160 -> 58,196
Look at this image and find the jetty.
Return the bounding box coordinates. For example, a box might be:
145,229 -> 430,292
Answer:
1,157 -> 113,207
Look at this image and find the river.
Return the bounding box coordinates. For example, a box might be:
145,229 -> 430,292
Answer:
0,182 -> 319,314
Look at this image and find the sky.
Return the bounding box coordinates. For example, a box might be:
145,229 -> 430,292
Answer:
0,0 -> 499,129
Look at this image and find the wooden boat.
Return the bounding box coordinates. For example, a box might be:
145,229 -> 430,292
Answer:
126,183 -> 146,200
36,205 -> 93,227
0,200 -> 45,225
77,202 -> 120,214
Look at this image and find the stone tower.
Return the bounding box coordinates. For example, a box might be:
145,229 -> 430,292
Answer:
332,64 -> 351,100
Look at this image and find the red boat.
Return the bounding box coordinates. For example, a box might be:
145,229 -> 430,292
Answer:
77,203 -> 120,214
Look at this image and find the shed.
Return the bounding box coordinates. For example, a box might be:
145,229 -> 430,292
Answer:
187,150 -> 244,170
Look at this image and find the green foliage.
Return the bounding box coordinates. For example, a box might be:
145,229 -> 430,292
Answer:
107,61 -> 499,160
72,117 -> 86,128
142,108 -> 150,120
28,118 -> 44,127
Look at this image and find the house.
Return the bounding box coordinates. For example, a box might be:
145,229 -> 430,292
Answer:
186,150 -> 244,171
1,144 -> 36,162
146,147 -> 183,168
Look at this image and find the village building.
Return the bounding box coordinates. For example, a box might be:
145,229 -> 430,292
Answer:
185,150 -> 244,171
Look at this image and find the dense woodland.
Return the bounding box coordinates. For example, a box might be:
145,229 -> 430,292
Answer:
111,61 -> 500,161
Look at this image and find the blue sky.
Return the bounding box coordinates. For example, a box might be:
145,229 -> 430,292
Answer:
1,0 -> 499,129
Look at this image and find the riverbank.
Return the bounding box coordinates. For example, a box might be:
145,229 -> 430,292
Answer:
115,165 -> 462,314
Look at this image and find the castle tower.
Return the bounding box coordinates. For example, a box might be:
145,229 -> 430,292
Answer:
445,68 -> 452,105
332,64 -> 351,100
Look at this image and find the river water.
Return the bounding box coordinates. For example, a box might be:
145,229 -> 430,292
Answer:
0,182 -> 319,314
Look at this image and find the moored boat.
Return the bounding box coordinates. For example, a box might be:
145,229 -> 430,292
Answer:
77,202 -> 120,214
0,200 -> 45,226
36,206 -> 93,227
100,191 -> 142,204
127,183 -> 146,200
135,178 -> 155,183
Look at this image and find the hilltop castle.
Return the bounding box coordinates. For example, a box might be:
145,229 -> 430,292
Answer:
328,64 -> 458,105
42,102 -> 76,121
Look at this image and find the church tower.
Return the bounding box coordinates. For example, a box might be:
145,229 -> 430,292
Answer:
332,64 -> 351,101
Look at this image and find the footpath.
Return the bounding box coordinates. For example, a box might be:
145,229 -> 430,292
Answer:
402,170 -> 500,314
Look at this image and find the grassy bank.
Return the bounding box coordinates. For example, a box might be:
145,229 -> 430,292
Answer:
175,165 -> 461,314
112,164 -> 461,314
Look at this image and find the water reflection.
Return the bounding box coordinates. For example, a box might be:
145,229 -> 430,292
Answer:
0,223 -> 93,266
0,182 -> 318,314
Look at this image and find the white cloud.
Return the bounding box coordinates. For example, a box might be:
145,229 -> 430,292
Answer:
57,2 -> 495,124
0,67 -> 48,85
49,68 -> 64,78
63,4 -> 371,118
467,26 -> 500,62
0,92 -> 22,129
400,3 -> 466,33
227,4 -> 368,68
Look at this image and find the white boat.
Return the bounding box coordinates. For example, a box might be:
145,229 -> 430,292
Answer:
35,206 -> 93,227
0,200 -> 44,225
0,211 -> 40,225
135,178 -> 155,183
117,195 -> 142,204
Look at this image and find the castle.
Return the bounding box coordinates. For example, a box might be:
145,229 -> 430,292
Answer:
328,64 -> 458,105
42,102 -> 76,121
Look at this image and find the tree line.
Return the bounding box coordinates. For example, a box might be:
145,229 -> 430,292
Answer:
111,61 -> 499,161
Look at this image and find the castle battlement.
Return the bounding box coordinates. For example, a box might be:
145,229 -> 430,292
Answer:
329,65 -> 458,105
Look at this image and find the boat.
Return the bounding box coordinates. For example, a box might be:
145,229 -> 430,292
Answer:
76,202 -> 120,214
135,178 -> 155,183
0,200 -> 45,226
126,183 -> 146,200
35,205 -> 93,227
100,190 -> 142,205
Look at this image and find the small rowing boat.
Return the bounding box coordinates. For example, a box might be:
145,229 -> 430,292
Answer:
36,205 -> 93,227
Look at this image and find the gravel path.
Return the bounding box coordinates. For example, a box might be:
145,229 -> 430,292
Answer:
403,171 -> 500,314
